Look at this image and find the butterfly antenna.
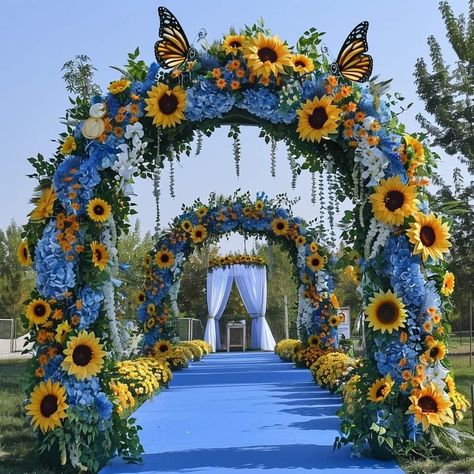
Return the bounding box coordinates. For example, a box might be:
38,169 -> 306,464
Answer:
191,28 -> 207,48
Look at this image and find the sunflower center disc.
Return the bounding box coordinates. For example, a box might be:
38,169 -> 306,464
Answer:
258,47 -> 278,63
196,231 -> 202,238
418,395 -> 438,413
309,107 -> 328,129
34,304 -> 46,317
161,254 -> 169,263
159,93 -> 179,115
429,347 -> 439,358
420,225 -> 436,247
93,205 -> 104,215
375,385 -> 386,398
230,41 -> 241,48
384,190 -> 405,211
72,344 -> 93,367
95,249 -> 102,260
160,345 -> 168,353
377,302 -> 398,324
312,258 -> 320,267
23,248 -> 28,259
40,394 -> 58,418
294,60 -> 306,67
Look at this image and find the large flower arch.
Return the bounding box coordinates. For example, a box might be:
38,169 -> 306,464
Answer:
18,12 -> 463,471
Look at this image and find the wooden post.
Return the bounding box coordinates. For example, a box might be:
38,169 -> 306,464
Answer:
284,295 -> 289,339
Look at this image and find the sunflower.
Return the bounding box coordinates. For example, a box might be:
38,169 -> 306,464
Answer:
406,213 -> 451,262
145,317 -> 156,330
26,299 -> 52,326
365,289 -> 406,334
60,136 -> 76,155
86,198 -> 112,223
153,339 -> 173,358
425,340 -> 447,362
310,242 -> 318,253
271,217 -> 289,236
328,315 -> 341,327
145,83 -> 186,128
401,134 -> 425,165
108,79 -> 131,95
25,379 -> 68,433
440,271 -> 455,296
197,206 -> 208,218
54,321 -> 71,344
61,330 -> 106,380
191,225 -> 208,244
17,240 -> 32,266
367,374 -> 394,403
369,176 -> 418,226
243,33 -> 291,78
406,382 -> 454,431
30,187 -> 57,221
306,253 -> 326,272
255,200 -> 265,211
222,34 -> 246,55
91,241 -> 109,271
297,95 -> 342,143
330,293 -> 340,309
154,248 -> 175,269
135,291 -> 146,305
308,335 -> 320,347
147,303 -> 156,316
290,54 -> 314,75
295,235 -> 306,246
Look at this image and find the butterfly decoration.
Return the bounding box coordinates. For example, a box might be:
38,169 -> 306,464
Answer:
330,21 -> 373,83
154,7 -> 205,70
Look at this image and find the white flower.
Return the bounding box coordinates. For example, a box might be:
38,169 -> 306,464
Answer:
125,122 -> 144,140
424,361 -> 450,391
89,103 -> 107,118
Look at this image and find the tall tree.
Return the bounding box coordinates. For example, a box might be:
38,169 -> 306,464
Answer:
414,1 -> 474,172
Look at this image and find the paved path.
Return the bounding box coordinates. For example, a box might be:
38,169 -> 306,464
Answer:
101,352 -> 403,473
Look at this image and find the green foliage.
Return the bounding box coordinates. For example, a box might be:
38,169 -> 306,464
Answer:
295,27 -> 325,69
61,54 -> 101,102
110,47 -> 149,83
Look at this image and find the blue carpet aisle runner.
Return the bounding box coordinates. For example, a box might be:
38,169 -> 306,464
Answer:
101,352 -> 403,473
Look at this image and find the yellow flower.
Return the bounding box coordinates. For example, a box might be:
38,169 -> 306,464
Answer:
367,374 -> 394,403
330,293 -> 340,309
328,314 -> 341,327
61,330 -> 106,379
154,248 -> 175,269
255,200 -> 265,211
297,95 -> 342,143
290,54 -> 314,75
406,213 -> 451,262
26,299 -> 52,326
406,382 -> 454,431
55,321 -> 72,344
25,379 -> 68,433
306,253 -> 327,272
191,225 -> 208,244
145,83 -> 186,128
425,340 -> 446,362
60,136 -> 76,155
271,217 -> 289,236
295,235 -> 306,247
222,34 -> 246,55
181,220 -> 192,232
17,240 -> 32,266
108,79 -> 131,95
365,289 -> 406,334
135,291 -> 146,305
86,198 -> 112,223
440,271 -> 455,296
30,187 -> 57,221
401,135 -> 425,165
369,176 -> 418,226
197,206 -> 208,218
309,242 -> 318,253
243,33 -> 291,78
91,241 -> 109,271
308,335 -> 320,347
153,339 -> 173,358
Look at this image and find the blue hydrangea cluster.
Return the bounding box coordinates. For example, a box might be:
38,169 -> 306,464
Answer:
77,286 -> 104,330
374,338 -> 417,383
186,79 -> 235,121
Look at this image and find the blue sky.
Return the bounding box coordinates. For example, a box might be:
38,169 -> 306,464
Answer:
0,0 -> 467,251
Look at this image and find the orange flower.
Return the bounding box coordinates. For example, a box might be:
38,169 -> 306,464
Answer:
216,78 -> 226,89
212,68 -> 221,78
355,111 -> 366,122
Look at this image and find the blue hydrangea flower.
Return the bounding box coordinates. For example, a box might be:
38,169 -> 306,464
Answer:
239,88 -> 279,121
301,75 -> 327,101
380,134 -> 407,181
374,338 -> 417,383
77,286 -> 104,330
44,355 -> 65,380
186,79 -> 235,121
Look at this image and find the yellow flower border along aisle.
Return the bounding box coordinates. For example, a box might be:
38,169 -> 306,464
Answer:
18,8 -> 465,470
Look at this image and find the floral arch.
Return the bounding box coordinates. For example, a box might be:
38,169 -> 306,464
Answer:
18,9 -> 463,470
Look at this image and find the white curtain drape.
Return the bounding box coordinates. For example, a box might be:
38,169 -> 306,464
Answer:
204,267 -> 233,352
233,264 -> 275,351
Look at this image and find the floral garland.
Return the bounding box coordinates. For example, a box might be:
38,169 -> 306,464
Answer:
17,12 -> 462,469
208,254 -> 266,269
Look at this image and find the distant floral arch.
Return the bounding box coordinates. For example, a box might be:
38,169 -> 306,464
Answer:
18,11 -> 462,471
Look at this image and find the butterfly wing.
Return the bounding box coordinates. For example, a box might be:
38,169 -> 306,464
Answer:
335,21 -> 373,82
154,7 -> 191,69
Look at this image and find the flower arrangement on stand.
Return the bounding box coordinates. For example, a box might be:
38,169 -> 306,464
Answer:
208,254 -> 266,269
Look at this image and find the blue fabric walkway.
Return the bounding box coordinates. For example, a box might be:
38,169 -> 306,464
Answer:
101,352 -> 403,473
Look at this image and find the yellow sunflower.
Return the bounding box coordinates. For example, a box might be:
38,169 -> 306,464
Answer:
406,382 -> 454,431
153,339 -> 173,358
108,79 -> 131,95
297,95 -> 342,143
17,240 -> 32,266
328,315 -> 341,327
425,340 -> 447,362
26,299 -> 52,326
181,220 -> 193,232
147,303 -> 156,316
440,271 -> 455,296
330,293 -> 340,309
295,235 -> 306,247
401,134 -> 425,165
243,33 -> 291,78
86,198 -> 112,223
290,54 -> 314,75
271,217 -> 289,236
365,289 -> 406,334
60,136 -> 76,155
145,317 -> 156,330
197,206 -> 208,218
191,225 -> 208,244
306,253 -> 326,272
61,330 -> 106,380
30,187 -> 57,221
145,83 -> 186,128
310,242 -> 318,253
91,241 -> 109,271
367,374 -> 394,403
406,213 -> 452,262
25,379 -> 68,433
369,176 -> 418,226
255,200 -> 265,211
154,248 -> 175,269
135,291 -> 146,305
308,335 -> 320,347
222,34 -> 246,55
54,321 -> 72,344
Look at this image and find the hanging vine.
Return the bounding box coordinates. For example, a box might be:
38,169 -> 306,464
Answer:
169,157 -> 175,199
270,136 -> 277,177
311,171 -> 317,205
153,130 -> 162,240
195,130 -> 203,156
229,124 -> 241,177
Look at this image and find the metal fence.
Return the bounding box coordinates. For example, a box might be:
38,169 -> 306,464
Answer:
0,319 -> 15,353
176,318 -> 204,341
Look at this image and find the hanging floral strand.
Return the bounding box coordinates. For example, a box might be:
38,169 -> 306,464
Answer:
318,171 -> 326,225
327,173 -> 336,245
311,171 -> 317,205
153,130 -> 162,240
195,130 -> 203,156
287,149 -> 298,189
270,137 -> 277,177
229,125 -> 241,178
169,156 -> 175,199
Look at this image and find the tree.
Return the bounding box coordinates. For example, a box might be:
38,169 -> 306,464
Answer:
414,1 -> 474,172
